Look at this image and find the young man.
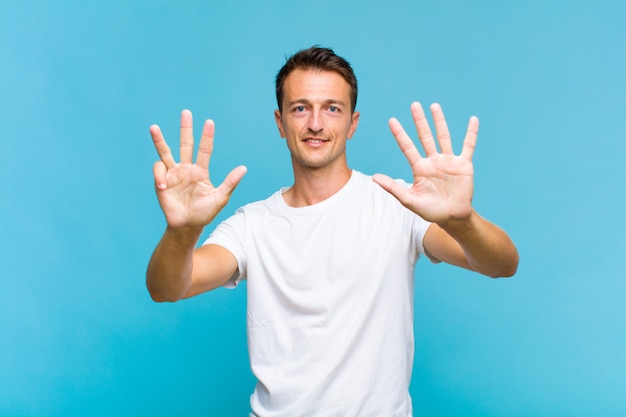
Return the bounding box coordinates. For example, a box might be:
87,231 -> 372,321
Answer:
147,46 -> 518,416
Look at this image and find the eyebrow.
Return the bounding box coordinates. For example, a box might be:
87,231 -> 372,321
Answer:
286,98 -> 347,108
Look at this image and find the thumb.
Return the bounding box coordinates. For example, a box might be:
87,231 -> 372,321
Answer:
372,173 -> 395,193
153,161 -> 167,190
218,165 -> 248,197
372,173 -> 411,207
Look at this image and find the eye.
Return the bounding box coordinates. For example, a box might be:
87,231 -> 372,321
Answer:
294,106 -> 305,113
328,106 -> 338,113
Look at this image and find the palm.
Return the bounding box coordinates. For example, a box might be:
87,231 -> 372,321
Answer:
150,110 -> 246,230
373,102 -> 478,223
155,164 -> 220,228
406,152 -> 474,222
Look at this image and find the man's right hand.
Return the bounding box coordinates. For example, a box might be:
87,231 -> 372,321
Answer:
150,110 -> 247,230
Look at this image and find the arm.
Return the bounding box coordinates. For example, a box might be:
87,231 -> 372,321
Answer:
147,230 -> 240,301
146,110 -> 246,302
423,214 -> 518,278
373,102 -> 518,278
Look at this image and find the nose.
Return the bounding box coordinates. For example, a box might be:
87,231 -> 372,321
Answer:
307,109 -> 324,133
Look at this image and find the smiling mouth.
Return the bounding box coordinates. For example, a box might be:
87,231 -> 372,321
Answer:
303,138 -> 329,143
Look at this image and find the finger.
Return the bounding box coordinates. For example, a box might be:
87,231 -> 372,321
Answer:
461,116 -> 479,161
153,161 -> 167,190
216,165 -> 248,197
180,109 -> 194,164
372,173 -> 411,206
410,102 -> 438,156
196,119 -> 215,171
389,117 -> 422,166
431,103 -> 453,155
150,124 -> 176,169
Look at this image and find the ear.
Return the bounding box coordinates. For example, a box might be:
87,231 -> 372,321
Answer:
274,110 -> 286,138
347,111 -> 360,139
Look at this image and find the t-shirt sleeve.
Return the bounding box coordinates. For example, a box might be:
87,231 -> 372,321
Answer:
411,214 -> 432,257
393,178 -> 432,257
202,208 -> 247,289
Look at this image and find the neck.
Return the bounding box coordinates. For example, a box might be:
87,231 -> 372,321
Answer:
283,162 -> 352,207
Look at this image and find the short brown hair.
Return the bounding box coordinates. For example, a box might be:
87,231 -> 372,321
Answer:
275,46 -> 358,112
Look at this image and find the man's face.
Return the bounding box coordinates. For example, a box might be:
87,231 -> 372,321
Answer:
274,69 -> 359,171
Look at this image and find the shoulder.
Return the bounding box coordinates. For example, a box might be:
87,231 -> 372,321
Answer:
204,190 -> 282,245
353,169 -> 431,221
216,188 -> 287,230
224,185 -> 284,213
350,170 -> 411,200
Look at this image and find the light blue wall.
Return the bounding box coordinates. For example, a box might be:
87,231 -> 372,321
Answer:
2,1 -> 625,415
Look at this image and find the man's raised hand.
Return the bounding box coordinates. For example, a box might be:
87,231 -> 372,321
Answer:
373,102 -> 477,225
150,110 -> 247,230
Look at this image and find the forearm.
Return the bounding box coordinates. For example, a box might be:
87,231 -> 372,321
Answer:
439,210 -> 519,278
146,226 -> 204,302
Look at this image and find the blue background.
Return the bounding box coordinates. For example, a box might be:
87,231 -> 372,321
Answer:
2,0 -> 625,416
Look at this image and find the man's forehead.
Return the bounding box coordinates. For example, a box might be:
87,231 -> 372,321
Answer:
283,69 -> 351,100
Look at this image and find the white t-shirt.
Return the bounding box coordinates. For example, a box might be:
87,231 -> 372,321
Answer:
204,170 -> 431,417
